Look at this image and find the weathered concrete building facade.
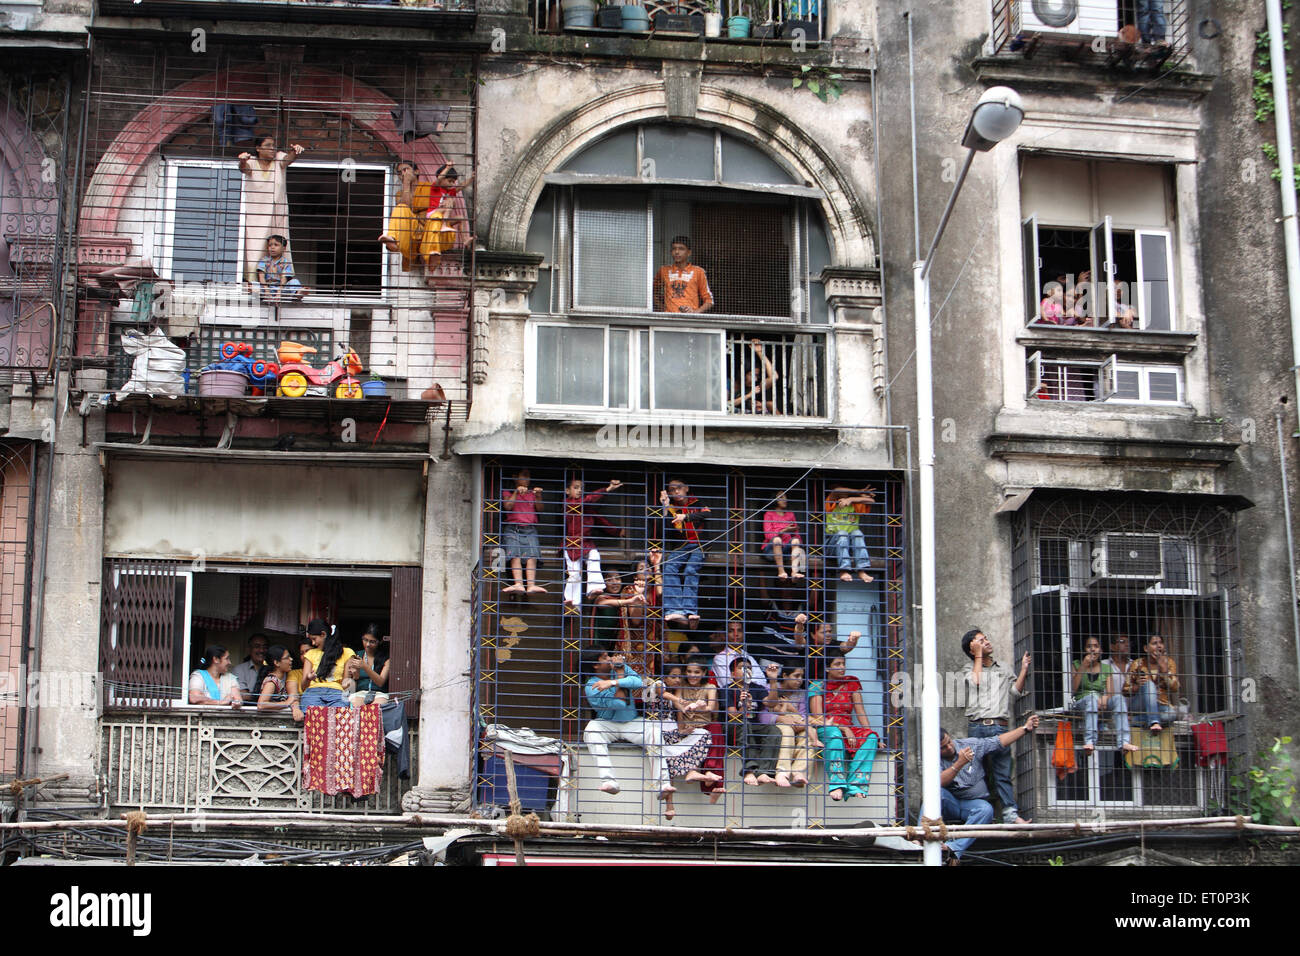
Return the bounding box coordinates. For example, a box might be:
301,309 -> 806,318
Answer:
0,0 -> 1296,860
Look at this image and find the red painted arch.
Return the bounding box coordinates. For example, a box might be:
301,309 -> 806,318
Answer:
79,66 -> 462,238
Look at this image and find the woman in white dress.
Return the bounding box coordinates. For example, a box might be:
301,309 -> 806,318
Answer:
238,135 -> 305,283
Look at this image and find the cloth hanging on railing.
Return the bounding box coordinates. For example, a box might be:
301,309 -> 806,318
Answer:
212,104 -> 259,147
390,105 -> 451,142
1192,720 -> 1228,767
263,576 -> 301,635
380,698 -> 411,780
303,703 -> 385,797
193,577 -> 261,631
1052,719 -> 1077,780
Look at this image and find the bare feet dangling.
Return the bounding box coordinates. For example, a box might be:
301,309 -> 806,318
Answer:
858,571 -> 875,583
839,572 -> 852,582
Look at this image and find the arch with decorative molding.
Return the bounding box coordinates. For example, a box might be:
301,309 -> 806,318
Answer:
487,84 -> 876,267
78,66 -> 459,239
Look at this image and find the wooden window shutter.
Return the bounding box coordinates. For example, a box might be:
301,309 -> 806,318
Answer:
388,567 -> 423,717
100,558 -> 180,709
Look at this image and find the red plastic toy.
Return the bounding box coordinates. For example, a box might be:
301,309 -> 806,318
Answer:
274,341 -> 364,399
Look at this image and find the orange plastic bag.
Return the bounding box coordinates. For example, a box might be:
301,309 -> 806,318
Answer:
1052,719 -> 1077,780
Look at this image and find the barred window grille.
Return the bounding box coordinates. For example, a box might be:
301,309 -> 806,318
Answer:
1009,492 -> 1245,821
474,460 -> 910,829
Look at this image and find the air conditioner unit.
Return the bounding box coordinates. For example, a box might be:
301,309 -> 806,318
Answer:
1018,0 -> 1118,36
1089,532 -> 1164,583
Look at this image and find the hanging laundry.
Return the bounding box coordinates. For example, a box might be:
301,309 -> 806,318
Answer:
303,703 -> 385,797
380,698 -> 411,780
193,577 -> 261,631
212,104 -> 259,147
263,576 -> 300,635
1192,721 -> 1228,767
390,105 -> 451,142
1051,718 -> 1076,781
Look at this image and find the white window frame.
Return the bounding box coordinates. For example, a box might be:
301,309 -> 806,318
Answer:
1022,164 -> 1180,331
157,158 -> 244,287
291,158 -> 393,297
1146,536 -> 1201,595
1102,359 -> 1185,405
1044,737 -> 1210,813
528,320 -> 726,414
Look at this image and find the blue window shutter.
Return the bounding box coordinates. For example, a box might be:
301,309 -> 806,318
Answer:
171,166 -> 241,283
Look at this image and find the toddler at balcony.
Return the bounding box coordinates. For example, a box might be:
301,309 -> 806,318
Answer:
238,135 -> 305,283
563,476 -> 623,608
761,492 -> 805,579
731,338 -> 779,414
582,650 -> 671,797
824,484 -> 876,582
502,469 -> 545,594
659,479 -> 712,627
655,235 -> 713,314
298,618 -> 355,712
961,628 -> 1032,824
1071,635 -> 1138,754
188,645 -> 243,708
809,651 -> 877,800
256,235 -> 304,303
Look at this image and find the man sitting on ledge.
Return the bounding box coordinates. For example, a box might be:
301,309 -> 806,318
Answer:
582,650 -> 671,799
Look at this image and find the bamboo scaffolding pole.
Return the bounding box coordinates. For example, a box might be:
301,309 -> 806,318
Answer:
0,812 -> 1296,843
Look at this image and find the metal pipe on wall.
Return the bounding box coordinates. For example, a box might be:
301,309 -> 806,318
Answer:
1266,0 -> 1300,418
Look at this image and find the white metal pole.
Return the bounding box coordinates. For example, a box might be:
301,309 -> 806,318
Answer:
1266,0 -> 1300,418
914,258 -> 942,867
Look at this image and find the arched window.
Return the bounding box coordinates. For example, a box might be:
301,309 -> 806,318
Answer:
526,124 -> 832,324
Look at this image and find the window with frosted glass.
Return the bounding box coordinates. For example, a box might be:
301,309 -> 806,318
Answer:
535,325 -> 605,406
651,330 -> 721,411
574,191 -> 648,310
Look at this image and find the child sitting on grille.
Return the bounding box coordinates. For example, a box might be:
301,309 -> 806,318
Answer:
257,234 -> 305,303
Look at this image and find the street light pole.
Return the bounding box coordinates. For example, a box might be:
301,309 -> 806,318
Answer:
914,86 -> 1022,867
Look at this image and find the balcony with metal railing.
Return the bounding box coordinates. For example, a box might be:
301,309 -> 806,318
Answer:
97,0 -> 477,29
530,0 -> 825,45
987,0 -> 1191,72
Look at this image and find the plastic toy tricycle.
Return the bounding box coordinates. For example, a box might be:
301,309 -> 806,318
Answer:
274,341 -> 364,398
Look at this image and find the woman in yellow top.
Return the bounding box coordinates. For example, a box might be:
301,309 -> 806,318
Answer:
296,617 -> 356,714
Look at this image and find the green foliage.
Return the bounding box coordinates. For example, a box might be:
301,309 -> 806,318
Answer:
1230,736 -> 1299,827
1046,855 -> 1065,866
1254,22 -> 1300,190
792,64 -> 843,103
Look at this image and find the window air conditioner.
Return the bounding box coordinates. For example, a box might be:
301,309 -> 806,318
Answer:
1018,0 -> 1119,36
1089,532 -> 1164,583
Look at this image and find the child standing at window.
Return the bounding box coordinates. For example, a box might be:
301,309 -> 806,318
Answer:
503,469 -> 545,594
257,235 -> 304,303
562,476 -> 624,608
762,493 -> 805,579
825,484 -> 875,584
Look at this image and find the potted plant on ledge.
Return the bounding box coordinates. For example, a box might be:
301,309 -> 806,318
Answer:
780,0 -> 818,42
704,0 -> 722,37
726,2 -> 751,37
562,0 -> 598,30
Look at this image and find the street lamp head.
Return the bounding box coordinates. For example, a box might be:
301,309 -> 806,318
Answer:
962,86 -> 1024,152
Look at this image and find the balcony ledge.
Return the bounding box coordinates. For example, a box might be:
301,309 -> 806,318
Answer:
971,56 -> 1213,101
1017,326 -> 1198,359
98,0 -> 477,29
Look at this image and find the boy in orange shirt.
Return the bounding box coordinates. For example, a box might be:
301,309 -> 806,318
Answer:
655,235 -> 713,314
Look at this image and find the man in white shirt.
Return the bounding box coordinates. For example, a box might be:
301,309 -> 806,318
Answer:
232,634 -> 269,697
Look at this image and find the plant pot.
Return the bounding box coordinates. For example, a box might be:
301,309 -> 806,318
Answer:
781,18 -> 818,42
561,0 -> 596,29
752,21 -> 776,38
704,11 -> 722,36
198,369 -> 249,397
361,379 -> 388,398
596,4 -> 622,28
726,15 -> 751,38
620,4 -> 650,30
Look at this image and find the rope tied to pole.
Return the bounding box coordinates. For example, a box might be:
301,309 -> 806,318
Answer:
917,815 -> 947,842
